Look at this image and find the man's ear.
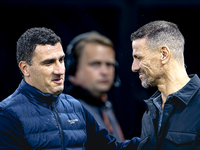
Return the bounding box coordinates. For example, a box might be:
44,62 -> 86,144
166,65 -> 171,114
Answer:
19,61 -> 30,77
160,46 -> 170,64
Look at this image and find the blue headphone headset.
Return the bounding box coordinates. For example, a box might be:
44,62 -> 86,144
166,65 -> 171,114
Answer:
65,31 -> 121,88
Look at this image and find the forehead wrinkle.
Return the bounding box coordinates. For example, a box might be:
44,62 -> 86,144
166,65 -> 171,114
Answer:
133,44 -> 153,58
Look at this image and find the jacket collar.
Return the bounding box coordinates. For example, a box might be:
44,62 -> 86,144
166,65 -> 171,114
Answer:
172,74 -> 200,105
19,80 -> 59,107
145,74 -> 200,106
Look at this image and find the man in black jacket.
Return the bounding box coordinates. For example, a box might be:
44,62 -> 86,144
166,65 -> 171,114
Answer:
131,20 -> 200,149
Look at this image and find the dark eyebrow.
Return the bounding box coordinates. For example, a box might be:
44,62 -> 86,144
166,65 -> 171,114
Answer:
40,58 -> 55,65
133,54 -> 142,60
59,55 -> 65,60
41,54 -> 65,65
133,54 -> 139,58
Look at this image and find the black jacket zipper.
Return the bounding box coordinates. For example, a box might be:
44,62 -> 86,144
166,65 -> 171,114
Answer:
51,103 -> 65,150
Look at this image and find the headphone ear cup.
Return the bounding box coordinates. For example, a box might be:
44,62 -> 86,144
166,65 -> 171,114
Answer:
114,74 -> 121,87
65,53 -> 77,76
113,61 -> 121,88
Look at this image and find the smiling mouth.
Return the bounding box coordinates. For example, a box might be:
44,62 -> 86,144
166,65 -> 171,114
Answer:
139,69 -> 145,79
52,78 -> 63,84
139,73 -> 143,77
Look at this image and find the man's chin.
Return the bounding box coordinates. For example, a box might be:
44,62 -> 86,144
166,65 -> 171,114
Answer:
141,80 -> 156,89
52,87 -> 64,95
141,80 -> 151,89
53,90 -> 63,95
98,85 -> 111,92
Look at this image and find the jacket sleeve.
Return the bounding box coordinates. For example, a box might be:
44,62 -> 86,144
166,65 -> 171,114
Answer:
0,110 -> 24,150
83,107 -> 140,150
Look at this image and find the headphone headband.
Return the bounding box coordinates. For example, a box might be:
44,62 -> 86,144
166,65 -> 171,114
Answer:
66,31 -> 98,55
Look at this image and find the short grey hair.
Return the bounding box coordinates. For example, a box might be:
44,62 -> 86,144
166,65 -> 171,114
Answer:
131,20 -> 185,61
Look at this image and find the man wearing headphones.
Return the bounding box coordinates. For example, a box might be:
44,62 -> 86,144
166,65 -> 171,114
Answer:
64,31 -> 125,142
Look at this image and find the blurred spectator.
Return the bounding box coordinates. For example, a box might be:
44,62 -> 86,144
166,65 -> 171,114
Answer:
64,31 -> 125,141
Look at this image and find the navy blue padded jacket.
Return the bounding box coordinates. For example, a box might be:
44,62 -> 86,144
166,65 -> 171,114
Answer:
0,80 -> 140,150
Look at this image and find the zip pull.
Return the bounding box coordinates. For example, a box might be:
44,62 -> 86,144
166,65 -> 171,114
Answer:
51,102 -> 55,110
51,103 -> 65,150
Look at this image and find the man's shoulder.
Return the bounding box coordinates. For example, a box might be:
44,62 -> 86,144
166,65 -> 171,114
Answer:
0,89 -> 30,121
59,93 -> 84,110
0,89 -> 26,109
59,93 -> 80,103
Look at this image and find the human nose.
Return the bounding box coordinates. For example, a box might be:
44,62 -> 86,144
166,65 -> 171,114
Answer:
101,65 -> 108,74
54,61 -> 65,75
131,59 -> 140,72
100,64 -> 112,75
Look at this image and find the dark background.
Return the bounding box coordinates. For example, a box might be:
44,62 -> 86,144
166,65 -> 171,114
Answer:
1,0 -> 200,139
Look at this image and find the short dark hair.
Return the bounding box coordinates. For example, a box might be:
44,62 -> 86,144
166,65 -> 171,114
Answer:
131,20 -> 185,60
16,27 -> 61,66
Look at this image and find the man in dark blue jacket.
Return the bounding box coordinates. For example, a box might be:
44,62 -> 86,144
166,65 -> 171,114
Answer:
0,27 -> 140,149
131,20 -> 200,149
